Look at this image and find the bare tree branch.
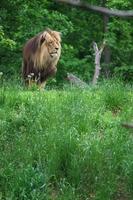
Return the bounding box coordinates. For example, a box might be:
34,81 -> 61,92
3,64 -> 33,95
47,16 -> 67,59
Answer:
122,123 -> 133,129
92,41 -> 105,85
55,0 -> 133,18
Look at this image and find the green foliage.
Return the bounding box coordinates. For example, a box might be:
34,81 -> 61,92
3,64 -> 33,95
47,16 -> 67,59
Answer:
0,81 -> 133,199
102,80 -> 129,111
104,18 -> 133,81
1,0 -> 133,83
0,26 -> 16,50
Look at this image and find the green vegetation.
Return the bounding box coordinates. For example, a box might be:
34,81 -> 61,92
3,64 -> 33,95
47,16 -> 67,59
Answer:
0,80 -> 133,199
0,0 -> 133,83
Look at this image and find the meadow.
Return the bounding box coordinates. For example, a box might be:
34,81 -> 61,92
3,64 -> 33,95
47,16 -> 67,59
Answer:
0,80 -> 133,200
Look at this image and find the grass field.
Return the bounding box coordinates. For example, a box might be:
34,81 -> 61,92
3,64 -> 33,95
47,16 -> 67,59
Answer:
0,80 -> 133,200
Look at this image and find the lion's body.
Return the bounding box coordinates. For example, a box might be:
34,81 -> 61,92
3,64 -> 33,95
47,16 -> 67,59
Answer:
22,29 -> 61,86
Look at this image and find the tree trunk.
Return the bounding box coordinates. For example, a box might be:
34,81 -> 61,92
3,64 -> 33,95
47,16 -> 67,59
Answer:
103,3 -> 111,78
103,45 -> 111,78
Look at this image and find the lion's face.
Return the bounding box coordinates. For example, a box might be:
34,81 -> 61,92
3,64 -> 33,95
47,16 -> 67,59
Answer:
40,30 -> 61,60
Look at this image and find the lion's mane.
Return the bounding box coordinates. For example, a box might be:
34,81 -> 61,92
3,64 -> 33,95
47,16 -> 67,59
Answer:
22,29 -> 61,84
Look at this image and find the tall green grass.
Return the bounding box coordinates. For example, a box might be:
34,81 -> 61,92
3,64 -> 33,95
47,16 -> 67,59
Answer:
0,80 -> 133,199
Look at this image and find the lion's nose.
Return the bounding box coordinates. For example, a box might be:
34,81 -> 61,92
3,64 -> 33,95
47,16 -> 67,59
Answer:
55,47 -> 59,50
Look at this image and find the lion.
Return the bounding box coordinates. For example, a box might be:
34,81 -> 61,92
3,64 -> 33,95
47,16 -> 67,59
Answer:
22,28 -> 61,89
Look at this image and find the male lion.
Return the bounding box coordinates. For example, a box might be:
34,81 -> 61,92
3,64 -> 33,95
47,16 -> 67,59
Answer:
22,29 -> 61,89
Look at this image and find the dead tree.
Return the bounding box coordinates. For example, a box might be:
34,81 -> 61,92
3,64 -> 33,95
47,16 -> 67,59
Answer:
92,41 -> 105,85
66,41 -> 105,86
